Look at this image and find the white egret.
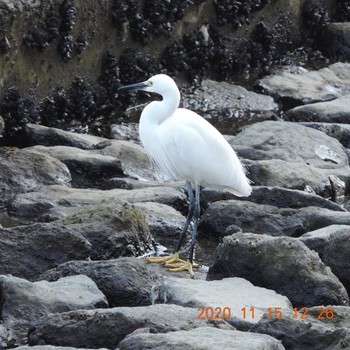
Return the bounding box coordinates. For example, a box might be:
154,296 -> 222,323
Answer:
118,74 -> 252,277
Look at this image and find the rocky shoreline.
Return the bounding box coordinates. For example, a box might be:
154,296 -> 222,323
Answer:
1,0 -> 350,349
1,62 -> 350,349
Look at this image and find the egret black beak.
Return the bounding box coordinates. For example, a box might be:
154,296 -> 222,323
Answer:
118,81 -> 149,92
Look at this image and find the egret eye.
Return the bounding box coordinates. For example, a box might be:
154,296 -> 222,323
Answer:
148,81 -> 154,87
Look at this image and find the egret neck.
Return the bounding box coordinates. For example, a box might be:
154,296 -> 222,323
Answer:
139,88 -> 180,149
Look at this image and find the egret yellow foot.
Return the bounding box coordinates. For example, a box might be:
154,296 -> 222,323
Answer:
146,252 -> 186,264
165,260 -> 200,278
146,252 -> 200,278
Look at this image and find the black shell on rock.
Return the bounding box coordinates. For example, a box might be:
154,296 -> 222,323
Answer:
214,0 -> 270,29
111,0 -> 191,44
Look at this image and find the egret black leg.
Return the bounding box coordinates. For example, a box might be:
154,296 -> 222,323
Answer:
175,181 -> 195,252
189,184 -> 200,264
147,181 -> 199,277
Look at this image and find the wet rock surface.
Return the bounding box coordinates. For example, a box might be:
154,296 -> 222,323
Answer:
0,274 -> 107,346
28,304 -> 233,348
300,122 -> 350,149
60,197 -> 155,260
299,225 -> 350,294
1,0 -> 350,348
40,258 -> 162,307
16,347 -> 108,350
27,145 -> 125,188
256,63 -> 350,107
118,326 -> 285,350
183,80 -> 278,134
0,223 -> 90,280
0,148 -> 71,206
229,120 -> 350,198
250,307 -> 350,350
207,232 -> 349,307
286,95 -> 350,123
200,201 -> 350,238
152,276 -> 291,330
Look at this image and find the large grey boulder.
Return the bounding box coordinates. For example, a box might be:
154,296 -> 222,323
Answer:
0,149 -> 71,207
25,123 -> 106,149
25,124 -> 160,181
207,232 -> 349,307
230,120 -> 350,197
28,304 -> 233,349
152,276 -> 292,330
299,225 -> 350,294
28,145 -> 125,188
199,200 -> 350,238
8,185 -> 187,222
118,327 -> 285,350
301,122 -> 350,149
319,23 -> 350,60
16,347 -> 108,350
134,202 -> 186,245
201,186 -> 345,212
0,275 -> 107,346
60,197 -> 154,259
184,79 -> 278,133
91,139 -> 163,181
251,306 -> 350,350
256,63 -> 350,105
0,223 -> 90,280
286,95 -> 350,123
40,258 -> 162,307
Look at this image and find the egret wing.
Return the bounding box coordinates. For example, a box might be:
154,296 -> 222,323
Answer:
160,109 -> 251,196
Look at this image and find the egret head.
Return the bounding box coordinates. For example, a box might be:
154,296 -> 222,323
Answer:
118,74 -> 179,97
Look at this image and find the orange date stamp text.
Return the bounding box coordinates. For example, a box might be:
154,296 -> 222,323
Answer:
197,306 -> 335,320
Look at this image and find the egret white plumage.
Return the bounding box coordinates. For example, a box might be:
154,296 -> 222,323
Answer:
118,74 -> 252,277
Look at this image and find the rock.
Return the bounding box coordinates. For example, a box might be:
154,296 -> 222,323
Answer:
256,63 -> 350,106
319,23 -> 350,60
301,122 -> 350,148
0,116 -> 4,135
247,160 -> 347,199
199,200 -> 350,238
104,177 -> 184,190
207,232 -> 349,307
230,120 -> 350,197
0,275 -> 107,346
60,198 -> 154,259
299,225 -> 350,294
118,326 -> 285,350
25,124 -> 160,182
152,276 -> 292,330
92,140 -> 161,181
0,324 -> 14,349
0,223 -> 90,280
28,145 -> 125,188
201,186 -> 345,212
25,124 -> 106,149
233,120 -> 348,168
0,149 -> 71,206
111,122 -> 140,143
183,79 -> 278,134
16,346 -> 108,350
286,95 -> 350,123
251,306 -> 350,350
8,185 -> 187,222
28,304 -> 233,348
40,258 -> 162,307
134,202 -> 186,245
